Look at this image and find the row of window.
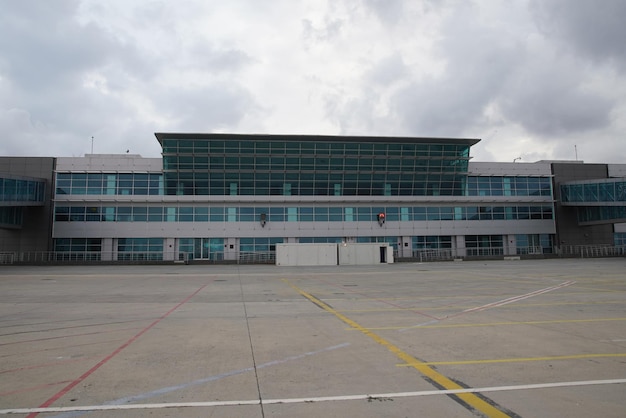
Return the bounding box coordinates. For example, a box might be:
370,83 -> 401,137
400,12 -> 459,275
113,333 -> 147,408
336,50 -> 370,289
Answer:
467,176 -> 551,197
55,172 -> 552,197
561,181 -> 626,202
165,175 -> 466,196
163,155 -> 469,173
56,173 -> 163,196
52,234 -> 555,260
0,207 -> 23,226
160,139 -> 471,158
0,177 -> 45,202
53,238 -> 164,261
576,206 -> 626,223
54,205 -> 554,222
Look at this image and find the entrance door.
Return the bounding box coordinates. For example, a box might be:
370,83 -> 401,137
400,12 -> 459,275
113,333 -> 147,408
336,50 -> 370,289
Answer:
194,238 -> 224,261
380,246 -> 387,263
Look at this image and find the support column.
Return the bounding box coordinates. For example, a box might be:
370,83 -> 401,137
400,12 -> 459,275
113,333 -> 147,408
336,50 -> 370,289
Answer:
400,236 -> 412,258
506,234 -> 517,256
101,238 -> 113,261
163,238 -> 176,261
455,235 -> 466,258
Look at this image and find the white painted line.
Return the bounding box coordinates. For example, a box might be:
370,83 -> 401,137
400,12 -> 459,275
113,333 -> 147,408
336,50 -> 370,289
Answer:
452,280 -> 576,317
399,280 -> 576,331
2,378 -> 624,414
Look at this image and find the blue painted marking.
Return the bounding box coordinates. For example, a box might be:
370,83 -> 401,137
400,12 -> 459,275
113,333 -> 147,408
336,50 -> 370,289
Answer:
49,343 -> 350,418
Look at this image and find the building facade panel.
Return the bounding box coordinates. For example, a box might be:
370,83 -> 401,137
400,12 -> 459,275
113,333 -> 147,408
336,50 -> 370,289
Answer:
0,157 -> 55,255
45,134 -> 565,261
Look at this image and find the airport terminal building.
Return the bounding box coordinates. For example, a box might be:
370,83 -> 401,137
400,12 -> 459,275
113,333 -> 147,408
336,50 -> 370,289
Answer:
1,133 -> 625,263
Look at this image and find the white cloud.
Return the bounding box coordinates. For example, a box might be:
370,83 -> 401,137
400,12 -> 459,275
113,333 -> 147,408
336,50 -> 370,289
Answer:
0,0 -> 624,163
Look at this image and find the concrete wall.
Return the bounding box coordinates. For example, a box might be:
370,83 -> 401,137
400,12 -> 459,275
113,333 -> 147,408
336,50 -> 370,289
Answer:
56,155 -> 162,171
0,157 -> 55,253
338,243 -> 392,265
276,243 -> 393,266
551,163 -> 614,246
53,219 -> 556,239
275,243 -> 337,266
469,161 -> 552,176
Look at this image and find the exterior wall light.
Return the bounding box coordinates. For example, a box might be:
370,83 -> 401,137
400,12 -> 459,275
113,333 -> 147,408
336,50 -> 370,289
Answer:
377,212 -> 385,226
260,213 -> 267,227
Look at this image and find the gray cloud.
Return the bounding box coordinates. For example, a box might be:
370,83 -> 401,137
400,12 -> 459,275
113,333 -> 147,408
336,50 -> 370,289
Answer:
302,18 -> 344,43
498,61 -> 613,136
0,0 -> 259,156
361,0 -> 406,25
389,3 -> 524,136
365,52 -> 408,86
530,0 -> 626,68
154,85 -> 257,130
0,0 -> 624,163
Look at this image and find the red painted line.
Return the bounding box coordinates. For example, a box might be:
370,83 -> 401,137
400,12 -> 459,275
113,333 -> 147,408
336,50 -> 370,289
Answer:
26,285 -> 207,418
0,380 -> 74,397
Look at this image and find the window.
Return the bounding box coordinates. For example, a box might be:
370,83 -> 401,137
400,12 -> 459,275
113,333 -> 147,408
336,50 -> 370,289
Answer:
118,238 -> 163,261
465,235 -> 503,256
53,238 -> 102,261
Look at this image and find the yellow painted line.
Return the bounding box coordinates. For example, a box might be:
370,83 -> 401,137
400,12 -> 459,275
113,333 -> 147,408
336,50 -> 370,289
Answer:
283,279 -> 511,418
350,317 -> 626,331
398,353 -> 626,367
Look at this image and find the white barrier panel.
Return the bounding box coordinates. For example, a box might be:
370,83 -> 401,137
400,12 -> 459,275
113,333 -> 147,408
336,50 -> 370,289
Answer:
338,243 -> 393,265
275,243 -> 338,266
276,243 -> 393,266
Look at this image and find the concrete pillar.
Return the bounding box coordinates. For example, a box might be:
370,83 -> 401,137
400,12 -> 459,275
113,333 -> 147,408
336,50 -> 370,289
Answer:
101,238 -> 113,261
400,236 -> 412,258
163,238 -> 176,261
455,235 -> 466,257
506,234 -> 517,256
224,237 -> 237,261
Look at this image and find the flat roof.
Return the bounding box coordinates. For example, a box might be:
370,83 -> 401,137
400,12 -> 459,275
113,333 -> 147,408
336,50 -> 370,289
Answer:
155,132 -> 481,146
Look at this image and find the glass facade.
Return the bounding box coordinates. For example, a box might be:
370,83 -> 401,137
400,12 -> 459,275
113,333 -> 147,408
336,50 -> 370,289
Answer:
158,135 -> 474,196
0,207 -> 23,227
467,176 -> 551,196
53,238 -> 102,261
413,236 -> 452,250
0,176 -> 45,202
561,180 -> 626,203
44,134 -> 564,262
118,238 -> 163,261
577,206 -> 626,223
515,234 -> 552,254
465,235 -> 504,256
54,204 -> 554,222
53,172 -> 553,198
55,173 -> 163,195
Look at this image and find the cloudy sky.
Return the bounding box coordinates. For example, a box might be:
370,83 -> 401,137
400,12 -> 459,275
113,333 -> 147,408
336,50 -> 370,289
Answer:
1,0 -> 625,163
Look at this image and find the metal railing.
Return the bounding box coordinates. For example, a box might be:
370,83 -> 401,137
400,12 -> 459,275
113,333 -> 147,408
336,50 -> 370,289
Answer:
0,252 -> 16,264
465,247 -> 504,257
414,249 -> 455,262
557,245 -> 626,258
516,246 -> 545,255
2,245 -> 624,265
238,251 -> 275,264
